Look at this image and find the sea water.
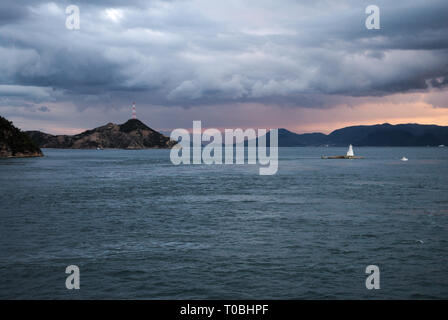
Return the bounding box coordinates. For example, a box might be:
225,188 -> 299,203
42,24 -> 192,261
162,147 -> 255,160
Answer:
0,147 -> 447,299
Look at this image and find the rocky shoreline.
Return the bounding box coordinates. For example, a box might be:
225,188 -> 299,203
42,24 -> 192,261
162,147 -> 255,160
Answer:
0,151 -> 43,158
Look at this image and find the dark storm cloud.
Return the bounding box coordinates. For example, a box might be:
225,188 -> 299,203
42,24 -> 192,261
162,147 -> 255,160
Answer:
0,2 -> 29,26
0,0 -> 448,111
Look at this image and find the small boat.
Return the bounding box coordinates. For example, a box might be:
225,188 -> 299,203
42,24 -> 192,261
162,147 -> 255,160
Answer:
321,144 -> 364,159
401,157 -> 408,161
439,145 -> 445,147
96,147 -> 103,150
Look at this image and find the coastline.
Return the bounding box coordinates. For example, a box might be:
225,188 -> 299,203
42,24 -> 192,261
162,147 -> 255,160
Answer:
0,152 -> 43,159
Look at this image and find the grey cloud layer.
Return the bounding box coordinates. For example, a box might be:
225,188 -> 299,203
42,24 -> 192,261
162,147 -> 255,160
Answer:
1,0 -> 448,109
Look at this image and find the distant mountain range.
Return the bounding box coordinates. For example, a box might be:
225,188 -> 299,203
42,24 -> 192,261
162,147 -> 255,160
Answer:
0,116 -> 43,158
3,118 -> 446,152
27,119 -> 176,149
160,123 -> 448,147
268,123 -> 448,147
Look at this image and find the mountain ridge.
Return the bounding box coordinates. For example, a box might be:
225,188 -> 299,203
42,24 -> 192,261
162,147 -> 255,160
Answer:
21,121 -> 448,149
261,123 -> 448,147
27,119 -> 176,149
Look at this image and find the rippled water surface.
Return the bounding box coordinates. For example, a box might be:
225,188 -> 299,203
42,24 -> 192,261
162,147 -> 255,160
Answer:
0,147 -> 447,299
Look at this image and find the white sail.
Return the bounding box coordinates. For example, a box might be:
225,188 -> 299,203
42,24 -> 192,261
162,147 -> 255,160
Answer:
346,144 -> 354,157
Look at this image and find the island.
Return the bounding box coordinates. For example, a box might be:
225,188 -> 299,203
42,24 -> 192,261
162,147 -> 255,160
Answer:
26,119 -> 177,149
0,116 -> 43,158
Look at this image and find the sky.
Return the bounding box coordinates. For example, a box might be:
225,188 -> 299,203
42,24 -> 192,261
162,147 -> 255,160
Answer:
1,0 -> 448,134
